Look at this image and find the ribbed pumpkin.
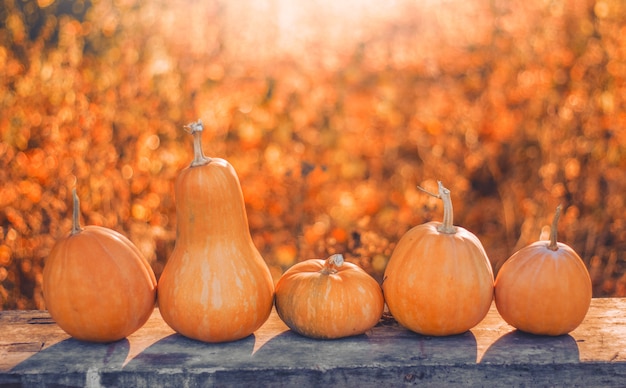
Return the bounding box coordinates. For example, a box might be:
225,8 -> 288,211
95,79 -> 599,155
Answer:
494,205 -> 592,336
157,120 -> 274,343
275,254 -> 384,339
382,181 -> 494,336
43,189 -> 157,343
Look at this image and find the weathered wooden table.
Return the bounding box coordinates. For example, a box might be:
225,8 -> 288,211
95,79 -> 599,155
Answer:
1,298 -> 625,387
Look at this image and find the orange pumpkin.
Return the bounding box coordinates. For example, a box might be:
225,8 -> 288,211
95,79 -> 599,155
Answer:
382,181 -> 494,336
275,254 -> 384,339
43,189 -> 157,343
157,120 -> 274,343
494,205 -> 592,336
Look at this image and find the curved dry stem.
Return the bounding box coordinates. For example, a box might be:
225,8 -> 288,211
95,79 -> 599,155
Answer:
548,204 -> 562,251
418,181 -> 456,234
71,188 -> 83,235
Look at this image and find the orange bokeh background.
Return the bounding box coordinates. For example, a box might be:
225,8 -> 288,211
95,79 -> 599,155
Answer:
1,0 -> 625,309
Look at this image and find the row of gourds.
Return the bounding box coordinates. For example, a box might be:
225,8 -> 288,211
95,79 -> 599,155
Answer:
42,121 -> 592,343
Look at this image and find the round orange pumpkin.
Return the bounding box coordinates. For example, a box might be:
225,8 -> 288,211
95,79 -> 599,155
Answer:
275,254 -> 384,339
382,181 -> 494,336
157,120 -> 274,343
43,189 -> 157,343
494,205 -> 592,336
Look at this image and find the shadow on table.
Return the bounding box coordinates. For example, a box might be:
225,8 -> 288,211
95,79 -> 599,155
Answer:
12,338 -> 130,371
253,326 -> 479,367
117,333 -> 257,386
9,337 -> 130,386
124,333 -> 256,370
480,330 -> 580,364
243,326 -> 480,385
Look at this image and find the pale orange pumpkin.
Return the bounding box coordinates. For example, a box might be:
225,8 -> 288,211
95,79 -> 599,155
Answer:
157,120 -> 274,343
275,254 -> 384,339
494,205 -> 592,336
382,181 -> 494,336
43,189 -> 157,343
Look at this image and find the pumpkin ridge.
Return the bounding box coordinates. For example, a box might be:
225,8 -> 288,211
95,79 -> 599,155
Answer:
532,254 -> 553,331
109,227 -> 158,287
84,229 -> 153,331
87,230 -> 134,295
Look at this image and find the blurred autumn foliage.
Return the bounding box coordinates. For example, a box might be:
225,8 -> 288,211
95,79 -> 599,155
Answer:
1,0 -> 626,310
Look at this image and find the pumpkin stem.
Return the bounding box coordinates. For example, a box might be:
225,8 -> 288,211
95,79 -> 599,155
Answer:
321,254 -> 344,275
71,188 -> 83,235
184,119 -> 211,167
417,181 -> 456,234
547,204 -> 562,251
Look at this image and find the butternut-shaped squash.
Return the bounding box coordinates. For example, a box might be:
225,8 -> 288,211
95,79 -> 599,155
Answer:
157,120 -> 274,343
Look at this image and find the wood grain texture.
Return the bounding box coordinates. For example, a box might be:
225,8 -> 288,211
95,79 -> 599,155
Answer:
1,298 -> 625,387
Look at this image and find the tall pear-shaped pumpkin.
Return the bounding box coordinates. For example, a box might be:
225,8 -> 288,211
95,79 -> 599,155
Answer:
158,120 -> 274,343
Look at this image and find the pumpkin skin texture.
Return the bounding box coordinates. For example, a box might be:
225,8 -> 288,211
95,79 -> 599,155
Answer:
157,120 -> 274,343
382,182 -> 494,336
275,254 -> 384,339
43,189 -> 157,343
494,205 -> 592,336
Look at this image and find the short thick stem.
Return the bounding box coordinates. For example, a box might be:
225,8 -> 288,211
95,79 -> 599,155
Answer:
548,204 -> 562,251
320,254 -> 344,275
71,188 -> 83,235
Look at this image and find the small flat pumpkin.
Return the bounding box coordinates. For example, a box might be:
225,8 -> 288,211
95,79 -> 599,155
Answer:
275,254 -> 384,339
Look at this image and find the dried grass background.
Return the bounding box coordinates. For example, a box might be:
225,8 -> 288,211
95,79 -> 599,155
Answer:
1,0 -> 625,309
